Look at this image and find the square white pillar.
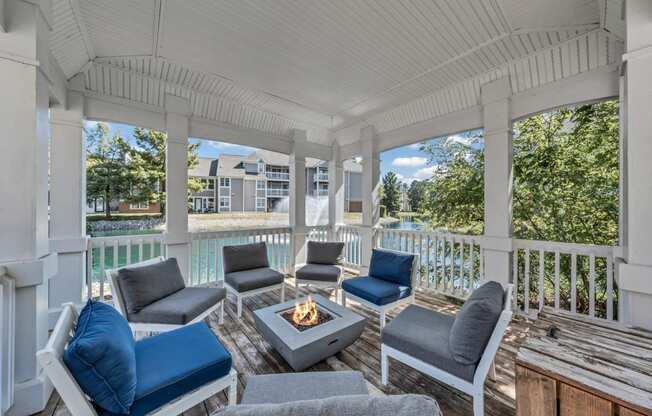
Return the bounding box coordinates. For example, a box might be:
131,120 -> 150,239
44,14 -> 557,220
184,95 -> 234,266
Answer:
481,78 -> 513,286
164,95 -> 191,281
618,0 -> 652,330
49,89 -> 87,328
360,126 -> 381,274
328,144 -> 345,239
290,130 -> 308,266
0,1 -> 56,414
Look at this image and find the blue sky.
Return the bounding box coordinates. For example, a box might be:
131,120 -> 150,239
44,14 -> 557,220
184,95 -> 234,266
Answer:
85,120 -> 482,183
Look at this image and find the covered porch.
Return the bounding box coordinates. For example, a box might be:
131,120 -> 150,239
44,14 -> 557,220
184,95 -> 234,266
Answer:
2,0 -> 652,415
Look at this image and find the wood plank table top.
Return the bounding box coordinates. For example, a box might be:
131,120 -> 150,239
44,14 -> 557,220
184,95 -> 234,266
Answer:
516,310 -> 652,415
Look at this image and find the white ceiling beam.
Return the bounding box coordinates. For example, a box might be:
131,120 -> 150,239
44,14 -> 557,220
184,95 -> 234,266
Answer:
152,0 -> 165,58
69,0 -> 95,62
0,0 -> 5,32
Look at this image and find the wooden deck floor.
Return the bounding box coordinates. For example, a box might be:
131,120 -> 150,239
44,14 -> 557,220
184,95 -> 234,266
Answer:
39,284 -> 564,416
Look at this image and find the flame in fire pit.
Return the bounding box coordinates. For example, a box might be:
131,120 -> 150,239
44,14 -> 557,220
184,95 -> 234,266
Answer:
292,296 -> 318,326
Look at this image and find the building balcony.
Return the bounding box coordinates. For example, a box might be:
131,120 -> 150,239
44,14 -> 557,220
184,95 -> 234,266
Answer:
267,188 -> 289,196
266,172 -> 290,180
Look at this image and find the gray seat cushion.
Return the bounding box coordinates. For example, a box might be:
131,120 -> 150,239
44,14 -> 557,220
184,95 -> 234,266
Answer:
241,371 -> 368,405
225,267 -> 284,293
117,258 -> 185,314
449,281 -> 505,365
306,241 -> 344,265
381,304 -> 477,382
217,394 -> 441,416
223,243 -> 269,273
128,287 -> 226,325
296,264 -> 340,282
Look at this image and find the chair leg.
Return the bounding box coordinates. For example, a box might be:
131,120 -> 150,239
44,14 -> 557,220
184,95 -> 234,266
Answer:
295,282 -> 300,299
237,296 -> 243,318
381,346 -> 389,386
280,282 -> 286,302
489,360 -> 497,381
473,389 -> 484,416
228,372 -> 238,406
219,300 -> 225,325
379,310 -> 386,330
341,292 -> 346,307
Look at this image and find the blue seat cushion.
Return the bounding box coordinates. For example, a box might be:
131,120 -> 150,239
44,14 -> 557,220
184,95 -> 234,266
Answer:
369,249 -> 415,287
342,276 -> 411,306
64,300 -> 136,414
99,322 -> 232,416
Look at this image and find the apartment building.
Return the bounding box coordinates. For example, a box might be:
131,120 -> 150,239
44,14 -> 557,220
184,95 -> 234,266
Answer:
188,151 -> 362,213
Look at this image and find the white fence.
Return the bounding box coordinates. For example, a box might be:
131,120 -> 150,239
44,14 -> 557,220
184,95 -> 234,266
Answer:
337,225 -> 362,268
376,228 -> 485,299
189,227 -> 293,285
512,239 -> 618,321
87,234 -> 166,301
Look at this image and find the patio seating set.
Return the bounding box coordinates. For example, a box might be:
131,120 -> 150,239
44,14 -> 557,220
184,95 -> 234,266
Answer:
38,240 -> 511,416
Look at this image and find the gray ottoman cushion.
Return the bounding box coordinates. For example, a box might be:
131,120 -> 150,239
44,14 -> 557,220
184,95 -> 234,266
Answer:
223,243 -> 269,273
306,241 -> 344,265
449,281 -> 505,365
218,394 -> 441,416
117,258 -> 185,314
241,371 -> 368,405
296,264 -> 340,282
129,287 -> 226,324
225,267 -> 284,292
381,304 -> 477,382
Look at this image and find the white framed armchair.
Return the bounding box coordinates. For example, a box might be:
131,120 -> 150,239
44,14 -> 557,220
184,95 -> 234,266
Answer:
381,281 -> 513,416
107,256 -> 226,334
341,248 -> 419,330
294,241 -> 345,300
37,303 -> 237,416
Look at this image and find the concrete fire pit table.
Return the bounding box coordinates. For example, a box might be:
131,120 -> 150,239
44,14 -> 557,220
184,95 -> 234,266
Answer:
253,294 -> 367,371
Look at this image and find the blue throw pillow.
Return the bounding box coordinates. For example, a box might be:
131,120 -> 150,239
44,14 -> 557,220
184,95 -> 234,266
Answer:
63,300 -> 137,414
369,249 -> 415,287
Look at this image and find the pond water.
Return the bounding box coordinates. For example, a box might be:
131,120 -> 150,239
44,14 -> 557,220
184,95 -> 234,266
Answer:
382,216 -> 427,231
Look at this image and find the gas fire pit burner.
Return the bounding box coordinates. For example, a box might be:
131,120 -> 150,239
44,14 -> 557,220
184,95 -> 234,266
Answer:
253,294 -> 367,371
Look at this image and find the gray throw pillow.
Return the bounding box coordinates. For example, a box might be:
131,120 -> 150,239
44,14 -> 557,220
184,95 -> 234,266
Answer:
223,242 -> 270,273
215,394 -> 441,416
449,281 -> 505,365
116,258 -> 185,315
306,241 -> 345,265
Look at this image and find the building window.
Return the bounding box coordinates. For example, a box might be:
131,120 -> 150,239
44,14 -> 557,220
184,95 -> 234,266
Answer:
129,201 -> 149,210
220,177 -> 230,187
208,179 -> 215,190
219,197 -> 230,210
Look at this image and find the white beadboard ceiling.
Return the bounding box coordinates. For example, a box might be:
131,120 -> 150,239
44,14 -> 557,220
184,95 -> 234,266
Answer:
49,0 -> 623,145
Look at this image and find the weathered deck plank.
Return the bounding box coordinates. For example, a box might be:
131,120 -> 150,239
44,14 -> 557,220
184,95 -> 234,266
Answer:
36,285 -> 549,416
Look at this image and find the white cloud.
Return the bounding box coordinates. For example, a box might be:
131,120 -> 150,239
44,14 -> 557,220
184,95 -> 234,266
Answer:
392,156 -> 427,167
445,134 -> 474,146
413,165 -> 440,180
408,143 -> 422,149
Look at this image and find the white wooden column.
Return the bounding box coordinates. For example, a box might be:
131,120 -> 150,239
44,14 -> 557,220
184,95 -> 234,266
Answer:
481,78 -> 513,286
48,87 -> 87,328
0,1 -> 56,414
290,129 -> 308,267
360,126 -> 381,274
328,144 -> 345,240
618,0 -> 652,330
164,94 -> 191,281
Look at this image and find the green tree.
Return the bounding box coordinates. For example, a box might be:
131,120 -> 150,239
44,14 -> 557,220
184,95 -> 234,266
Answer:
381,172 -> 401,215
86,123 -> 133,219
127,128 -> 203,213
407,180 -> 428,213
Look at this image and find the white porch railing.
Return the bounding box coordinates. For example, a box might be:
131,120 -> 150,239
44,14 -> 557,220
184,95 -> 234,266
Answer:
376,228 -> 485,299
337,225 -> 362,268
87,234 -> 166,301
512,239 -> 618,321
189,227 -> 292,285
306,225 -> 330,242
0,267 -> 15,415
